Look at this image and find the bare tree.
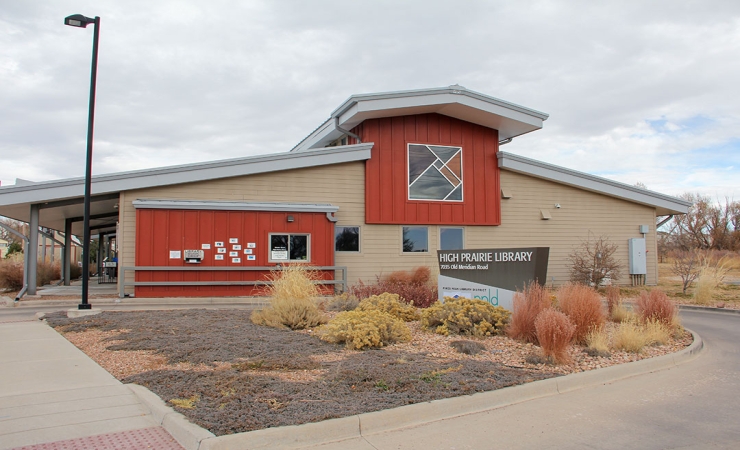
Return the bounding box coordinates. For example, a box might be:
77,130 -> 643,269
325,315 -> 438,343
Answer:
0,217 -> 25,245
568,234 -> 622,287
670,249 -> 701,295
666,194 -> 740,251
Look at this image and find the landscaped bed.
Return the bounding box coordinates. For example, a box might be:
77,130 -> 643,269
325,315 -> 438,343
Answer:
45,308 -> 692,437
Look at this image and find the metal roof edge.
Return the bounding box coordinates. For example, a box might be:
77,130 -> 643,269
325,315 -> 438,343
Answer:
497,151 -> 691,214
0,144 -> 373,206
331,85 -> 550,121
132,199 -> 339,213
0,142 -> 374,196
292,86 -> 549,153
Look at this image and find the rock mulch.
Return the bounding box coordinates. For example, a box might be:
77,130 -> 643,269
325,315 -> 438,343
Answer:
45,309 -> 691,436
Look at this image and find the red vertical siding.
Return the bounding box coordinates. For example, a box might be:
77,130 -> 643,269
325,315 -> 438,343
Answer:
358,113 -> 501,225
135,209 -> 335,297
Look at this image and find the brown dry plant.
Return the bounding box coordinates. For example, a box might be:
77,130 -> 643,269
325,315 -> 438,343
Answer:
556,284 -> 606,344
534,308 -> 576,364
507,281 -> 551,344
634,289 -> 677,327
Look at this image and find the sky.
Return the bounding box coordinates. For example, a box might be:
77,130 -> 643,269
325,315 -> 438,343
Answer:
1,0 -> 739,201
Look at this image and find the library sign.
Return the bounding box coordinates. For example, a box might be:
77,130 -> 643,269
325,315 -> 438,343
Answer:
437,247 -> 550,311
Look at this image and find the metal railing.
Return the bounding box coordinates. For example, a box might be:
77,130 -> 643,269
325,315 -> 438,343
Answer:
119,265 -> 347,298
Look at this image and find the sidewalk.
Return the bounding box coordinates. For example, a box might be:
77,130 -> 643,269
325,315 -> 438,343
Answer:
0,320 -> 183,450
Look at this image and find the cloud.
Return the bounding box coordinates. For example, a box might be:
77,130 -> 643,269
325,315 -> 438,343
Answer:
1,0 -> 739,201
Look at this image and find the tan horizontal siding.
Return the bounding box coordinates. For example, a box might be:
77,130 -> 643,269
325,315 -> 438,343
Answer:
120,161 -> 658,295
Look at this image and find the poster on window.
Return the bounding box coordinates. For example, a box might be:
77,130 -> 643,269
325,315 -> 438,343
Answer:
271,249 -> 288,260
437,247 -> 549,311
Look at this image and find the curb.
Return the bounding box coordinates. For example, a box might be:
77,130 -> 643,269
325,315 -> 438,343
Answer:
127,384 -> 216,450
679,304 -> 740,315
130,329 -> 703,450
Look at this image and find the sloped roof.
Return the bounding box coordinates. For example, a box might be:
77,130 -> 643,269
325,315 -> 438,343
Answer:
0,144 -> 372,232
292,85 -> 549,152
497,151 -> 690,216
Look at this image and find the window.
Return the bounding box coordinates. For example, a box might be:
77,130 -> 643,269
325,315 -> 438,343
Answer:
269,233 -> 309,262
335,226 -> 360,252
402,226 -> 428,253
440,227 -> 464,250
408,143 -> 463,201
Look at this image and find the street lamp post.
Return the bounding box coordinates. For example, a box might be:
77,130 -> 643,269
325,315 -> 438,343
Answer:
64,14 -> 100,310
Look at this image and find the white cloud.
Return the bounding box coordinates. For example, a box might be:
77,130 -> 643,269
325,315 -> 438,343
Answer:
1,0 -> 739,201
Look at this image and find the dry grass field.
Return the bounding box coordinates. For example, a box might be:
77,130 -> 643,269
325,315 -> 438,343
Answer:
620,253 -> 740,308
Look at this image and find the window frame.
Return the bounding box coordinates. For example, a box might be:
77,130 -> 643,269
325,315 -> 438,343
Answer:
401,226 -> 430,254
268,233 -> 311,263
407,143 -> 464,202
439,226 -> 465,251
334,225 -> 361,253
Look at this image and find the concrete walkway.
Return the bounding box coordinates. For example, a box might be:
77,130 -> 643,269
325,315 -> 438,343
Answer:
0,319 -> 183,450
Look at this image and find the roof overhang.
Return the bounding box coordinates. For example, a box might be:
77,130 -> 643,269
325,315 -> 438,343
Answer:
497,152 -> 691,216
292,85 -> 549,152
0,144 -> 372,234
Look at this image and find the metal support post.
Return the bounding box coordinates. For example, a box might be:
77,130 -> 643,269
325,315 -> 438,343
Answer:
28,204 -> 40,295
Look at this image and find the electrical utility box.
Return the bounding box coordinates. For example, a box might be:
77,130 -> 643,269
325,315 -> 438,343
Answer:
628,238 -> 647,275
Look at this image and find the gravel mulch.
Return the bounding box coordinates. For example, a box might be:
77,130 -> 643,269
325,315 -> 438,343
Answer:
45,309 -> 692,436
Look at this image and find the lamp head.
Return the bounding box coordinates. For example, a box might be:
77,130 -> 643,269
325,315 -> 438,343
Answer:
64,14 -> 96,28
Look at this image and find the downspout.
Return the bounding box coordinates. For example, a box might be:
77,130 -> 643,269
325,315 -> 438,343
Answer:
656,215 -> 674,229
0,223 -> 30,301
335,117 -> 362,144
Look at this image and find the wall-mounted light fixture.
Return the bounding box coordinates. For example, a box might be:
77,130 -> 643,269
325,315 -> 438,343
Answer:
554,203 -> 561,209
287,215 -> 294,223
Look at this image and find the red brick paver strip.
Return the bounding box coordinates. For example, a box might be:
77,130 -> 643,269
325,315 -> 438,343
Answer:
11,427 -> 184,450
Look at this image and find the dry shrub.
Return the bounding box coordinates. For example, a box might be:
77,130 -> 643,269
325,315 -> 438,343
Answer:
605,285 -> 621,315
635,289 -> 677,327
251,265 -> 327,330
556,284 -> 605,344
693,255 -> 731,305
610,303 -> 634,323
349,266 -> 438,308
357,292 -> 419,321
534,308 -> 576,364
325,292 -> 360,311
421,297 -> 510,337
643,319 -> 671,346
319,310 -> 411,350
37,262 -> 60,286
612,320 -> 649,353
385,266 -> 431,286
0,257 -> 60,290
450,340 -> 487,355
584,326 -> 611,357
507,281 -> 551,344
0,254 -> 24,290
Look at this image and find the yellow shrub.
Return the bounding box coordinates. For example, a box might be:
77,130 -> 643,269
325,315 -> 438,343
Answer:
421,297 -> 510,337
585,326 -> 610,355
251,265 -> 327,329
357,292 -> 419,321
612,320 -> 649,353
643,319 -> 671,346
610,302 -> 634,323
319,310 -> 411,350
